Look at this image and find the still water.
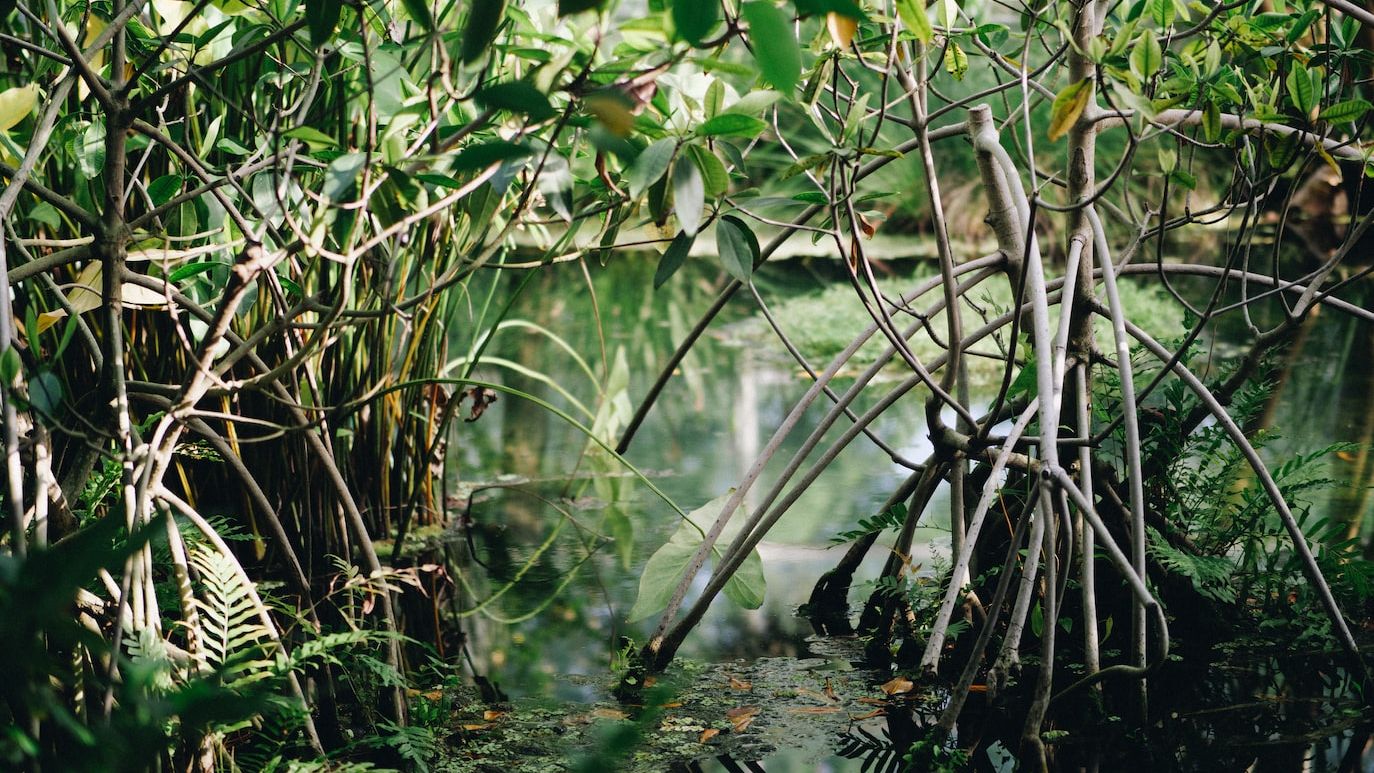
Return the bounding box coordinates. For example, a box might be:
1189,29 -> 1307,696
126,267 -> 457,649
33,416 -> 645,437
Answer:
440,254 -> 1374,770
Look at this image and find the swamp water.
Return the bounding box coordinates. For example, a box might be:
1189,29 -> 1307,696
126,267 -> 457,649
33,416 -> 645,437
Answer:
419,256 -> 1374,771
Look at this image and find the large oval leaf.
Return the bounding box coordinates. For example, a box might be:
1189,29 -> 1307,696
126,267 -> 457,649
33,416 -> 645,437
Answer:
460,0 -> 506,63
717,214 -> 759,281
742,2 -> 801,94
628,492 -> 768,622
672,157 -> 705,237
629,138 -> 676,199
673,0 -> 720,46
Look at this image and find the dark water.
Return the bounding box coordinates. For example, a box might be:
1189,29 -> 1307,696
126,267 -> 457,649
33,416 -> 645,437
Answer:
440,254 -> 1374,770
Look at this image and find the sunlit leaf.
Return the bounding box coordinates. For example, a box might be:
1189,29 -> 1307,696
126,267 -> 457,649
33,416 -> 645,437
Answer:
826,12 -> 856,49
1048,78 -> 1092,141
0,84 -> 38,133
689,144 -> 730,197
696,113 -> 768,137
1129,29 -> 1161,80
895,0 -> 933,44
1321,98 -> 1370,125
628,491 -> 768,621
1286,66 -> 1316,115
944,41 -> 967,80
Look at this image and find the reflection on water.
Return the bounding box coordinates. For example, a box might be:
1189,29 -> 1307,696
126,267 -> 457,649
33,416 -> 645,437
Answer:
443,255 -> 1374,769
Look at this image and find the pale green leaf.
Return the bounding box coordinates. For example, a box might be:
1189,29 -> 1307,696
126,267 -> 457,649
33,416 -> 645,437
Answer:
629,138 -> 675,199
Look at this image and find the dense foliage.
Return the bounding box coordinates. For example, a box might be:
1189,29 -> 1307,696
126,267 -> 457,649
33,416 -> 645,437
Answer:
2,0 -> 1373,768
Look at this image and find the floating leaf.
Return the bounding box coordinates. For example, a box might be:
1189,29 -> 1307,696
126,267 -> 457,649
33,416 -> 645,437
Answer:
880,676 -> 914,695
742,2 -> 801,94
1048,78 -> 1092,141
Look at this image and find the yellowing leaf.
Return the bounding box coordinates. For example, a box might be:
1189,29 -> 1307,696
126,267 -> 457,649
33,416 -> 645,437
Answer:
880,676 -> 914,695
0,85 -> 39,133
36,262 -> 171,333
1048,78 -> 1092,141
826,12 -> 857,49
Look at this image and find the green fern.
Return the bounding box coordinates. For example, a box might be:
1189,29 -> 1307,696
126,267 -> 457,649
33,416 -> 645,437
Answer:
1146,528 -> 1237,603
189,546 -> 272,684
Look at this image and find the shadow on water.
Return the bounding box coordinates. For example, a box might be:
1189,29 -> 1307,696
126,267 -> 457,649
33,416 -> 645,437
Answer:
432,254 -> 1374,770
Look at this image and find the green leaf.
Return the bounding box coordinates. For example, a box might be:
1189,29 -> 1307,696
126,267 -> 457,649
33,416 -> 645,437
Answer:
1321,98 -> 1371,125
717,214 -> 759,281
1150,0 -> 1174,27
721,90 -> 782,116
460,0 -> 506,63
629,138 -> 676,199
476,81 -> 555,121
169,262 -> 227,283
672,157 -> 705,236
0,346 -> 20,384
742,2 -> 801,94
146,174 -> 184,207
29,202 -> 60,230
654,231 -> 695,289
558,0 -> 604,15
895,0 -> 933,44
400,0 -> 433,29
284,126 -> 338,150
673,0 -> 719,46
1048,78 -> 1092,141
306,0 -> 342,46
1130,29 -> 1161,80
794,0 -> 867,20
1286,66 -> 1316,115
696,113 -> 768,137
689,144 -> 730,197
627,491 -> 767,621
323,152 -> 366,202
450,140 -> 532,172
